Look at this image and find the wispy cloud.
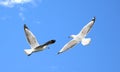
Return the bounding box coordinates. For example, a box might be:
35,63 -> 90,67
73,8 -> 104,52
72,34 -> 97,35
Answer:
0,0 -> 41,21
0,0 -> 33,21
18,6 -> 26,21
19,12 -> 25,21
0,0 -> 33,7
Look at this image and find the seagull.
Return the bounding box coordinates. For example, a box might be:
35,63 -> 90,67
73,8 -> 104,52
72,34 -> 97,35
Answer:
24,24 -> 56,56
57,17 -> 96,54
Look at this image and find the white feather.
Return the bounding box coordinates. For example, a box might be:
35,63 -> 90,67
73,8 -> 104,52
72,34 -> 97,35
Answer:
81,38 -> 91,46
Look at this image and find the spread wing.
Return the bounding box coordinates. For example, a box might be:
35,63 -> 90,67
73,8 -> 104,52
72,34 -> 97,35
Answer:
78,17 -> 96,37
58,39 -> 78,54
24,24 -> 39,48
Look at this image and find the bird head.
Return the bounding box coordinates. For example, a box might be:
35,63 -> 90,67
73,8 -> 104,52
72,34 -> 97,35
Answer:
69,35 -> 76,39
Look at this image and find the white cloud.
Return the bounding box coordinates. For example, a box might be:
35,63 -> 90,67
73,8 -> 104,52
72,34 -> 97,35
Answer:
0,0 -> 42,21
0,0 -> 32,7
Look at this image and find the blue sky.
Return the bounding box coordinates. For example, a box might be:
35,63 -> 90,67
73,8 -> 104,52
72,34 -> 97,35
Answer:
0,0 -> 120,72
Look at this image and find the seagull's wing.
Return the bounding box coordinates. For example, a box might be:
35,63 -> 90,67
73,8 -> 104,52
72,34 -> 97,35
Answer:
35,40 -> 56,49
24,24 -> 39,48
78,17 -> 96,36
58,39 -> 78,54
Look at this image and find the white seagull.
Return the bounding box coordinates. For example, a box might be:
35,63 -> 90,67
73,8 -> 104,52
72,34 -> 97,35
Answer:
24,24 -> 56,56
57,17 -> 96,54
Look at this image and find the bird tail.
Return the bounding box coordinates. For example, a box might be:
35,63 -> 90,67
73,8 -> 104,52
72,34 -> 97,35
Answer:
81,38 -> 91,46
24,49 -> 33,56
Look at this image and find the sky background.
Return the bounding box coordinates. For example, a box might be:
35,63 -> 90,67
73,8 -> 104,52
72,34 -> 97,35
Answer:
0,0 -> 120,72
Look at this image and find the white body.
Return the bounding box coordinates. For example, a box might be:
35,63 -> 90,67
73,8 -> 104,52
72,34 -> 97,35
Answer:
58,17 -> 96,54
24,45 -> 48,56
24,24 -> 55,56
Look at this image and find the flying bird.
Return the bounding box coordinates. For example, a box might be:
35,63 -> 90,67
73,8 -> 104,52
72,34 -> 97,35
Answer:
24,24 -> 56,56
57,17 -> 96,54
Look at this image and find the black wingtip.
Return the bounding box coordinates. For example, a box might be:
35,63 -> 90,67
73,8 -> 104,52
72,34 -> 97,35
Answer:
27,54 -> 31,56
50,40 -> 56,43
57,52 -> 61,55
42,40 -> 56,46
47,40 -> 56,44
24,24 -> 29,30
92,16 -> 96,22
57,52 -> 60,55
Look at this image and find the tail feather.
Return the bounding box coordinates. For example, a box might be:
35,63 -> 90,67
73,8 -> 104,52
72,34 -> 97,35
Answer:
24,49 -> 33,56
81,38 -> 91,46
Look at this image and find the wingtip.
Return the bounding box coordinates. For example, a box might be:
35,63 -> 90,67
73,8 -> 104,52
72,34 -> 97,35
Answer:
24,24 -> 29,30
92,16 -> 96,22
57,52 -> 61,55
51,40 -> 56,43
27,54 -> 31,56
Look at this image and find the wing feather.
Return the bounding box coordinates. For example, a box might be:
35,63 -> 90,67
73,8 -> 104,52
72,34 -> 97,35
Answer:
24,24 -> 39,48
58,39 -> 78,54
78,17 -> 95,37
